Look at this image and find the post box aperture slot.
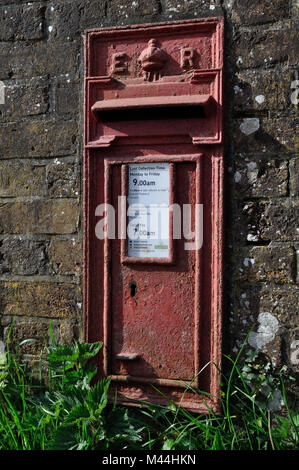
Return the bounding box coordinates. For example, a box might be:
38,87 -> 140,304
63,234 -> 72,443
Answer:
91,94 -> 214,123
97,105 -> 205,122
121,162 -> 174,264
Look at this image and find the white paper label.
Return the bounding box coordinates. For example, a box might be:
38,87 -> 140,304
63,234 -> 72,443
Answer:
127,163 -> 169,258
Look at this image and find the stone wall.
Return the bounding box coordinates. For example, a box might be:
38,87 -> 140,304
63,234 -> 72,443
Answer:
0,1 -> 298,394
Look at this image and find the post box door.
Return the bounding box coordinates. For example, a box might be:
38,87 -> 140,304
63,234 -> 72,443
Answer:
104,157 -> 202,388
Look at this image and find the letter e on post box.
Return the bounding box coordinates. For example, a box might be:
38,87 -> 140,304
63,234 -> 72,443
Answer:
84,18 -> 224,413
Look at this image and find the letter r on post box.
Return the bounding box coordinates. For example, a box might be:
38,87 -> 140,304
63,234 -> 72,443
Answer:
181,48 -> 195,69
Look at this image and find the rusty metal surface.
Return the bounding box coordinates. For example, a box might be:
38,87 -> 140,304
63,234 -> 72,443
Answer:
110,162 -> 197,382
84,18 -> 224,413
85,19 -> 223,146
91,94 -> 213,113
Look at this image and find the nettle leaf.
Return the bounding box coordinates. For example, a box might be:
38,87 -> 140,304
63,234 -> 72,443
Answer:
0,353 -> 7,367
177,433 -> 198,450
162,438 -> 175,450
72,376 -> 92,392
83,363 -> 98,384
48,425 -> 88,450
77,342 -> 103,365
65,403 -> 91,424
105,408 -> 144,444
292,412 -> 299,427
52,391 -> 82,414
163,433 -> 198,451
86,379 -> 111,416
46,344 -> 79,369
275,416 -> 291,439
62,366 -> 98,391
289,412 -> 299,440
62,370 -> 82,387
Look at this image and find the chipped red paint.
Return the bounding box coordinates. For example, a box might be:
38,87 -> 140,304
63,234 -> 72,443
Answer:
84,18 -> 224,413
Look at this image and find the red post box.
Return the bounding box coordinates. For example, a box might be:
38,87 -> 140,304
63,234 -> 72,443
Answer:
84,18 -> 224,413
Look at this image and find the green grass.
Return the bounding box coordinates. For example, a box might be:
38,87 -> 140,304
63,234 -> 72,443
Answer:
0,325 -> 297,450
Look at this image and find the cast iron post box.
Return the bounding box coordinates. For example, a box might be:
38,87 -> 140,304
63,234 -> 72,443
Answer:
84,18 -> 224,413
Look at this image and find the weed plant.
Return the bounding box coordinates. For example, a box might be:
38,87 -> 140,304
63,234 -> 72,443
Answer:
0,325 -> 297,450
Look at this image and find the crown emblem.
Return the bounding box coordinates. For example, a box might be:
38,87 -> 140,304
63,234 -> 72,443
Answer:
138,39 -> 168,81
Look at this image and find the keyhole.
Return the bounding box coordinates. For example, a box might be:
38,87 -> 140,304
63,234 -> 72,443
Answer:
130,281 -> 137,297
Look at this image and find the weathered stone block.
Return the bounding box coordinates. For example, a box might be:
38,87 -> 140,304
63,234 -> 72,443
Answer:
234,28 -> 298,69
229,284 -> 297,365
57,321 -> 76,344
49,238 -> 82,275
0,80 -> 48,120
48,2 -> 80,40
0,200 -> 80,234
54,82 -> 79,115
231,0 -> 290,25
0,4 -> 45,41
3,321 -> 50,355
0,238 -> 48,275
110,0 -> 161,19
229,286 -> 280,362
234,117 -> 298,154
289,158 -> 299,197
233,158 -> 288,198
1,317 -> 78,356
242,200 -> 299,242
0,161 -> 45,197
46,160 -> 80,198
0,282 -> 82,319
259,285 -> 298,328
36,199 -> 80,234
233,246 -> 295,284
292,0 -> 299,19
233,70 -> 292,112
2,318 -> 78,355
49,0 -> 109,39
0,120 -> 78,158
165,0 -> 222,16
80,0 -> 107,30
0,41 -> 79,80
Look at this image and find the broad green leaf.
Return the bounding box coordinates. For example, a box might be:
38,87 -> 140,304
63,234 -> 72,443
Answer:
46,344 -> 79,368
48,425 -> 87,450
77,341 -> 103,364
162,438 -> 175,450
